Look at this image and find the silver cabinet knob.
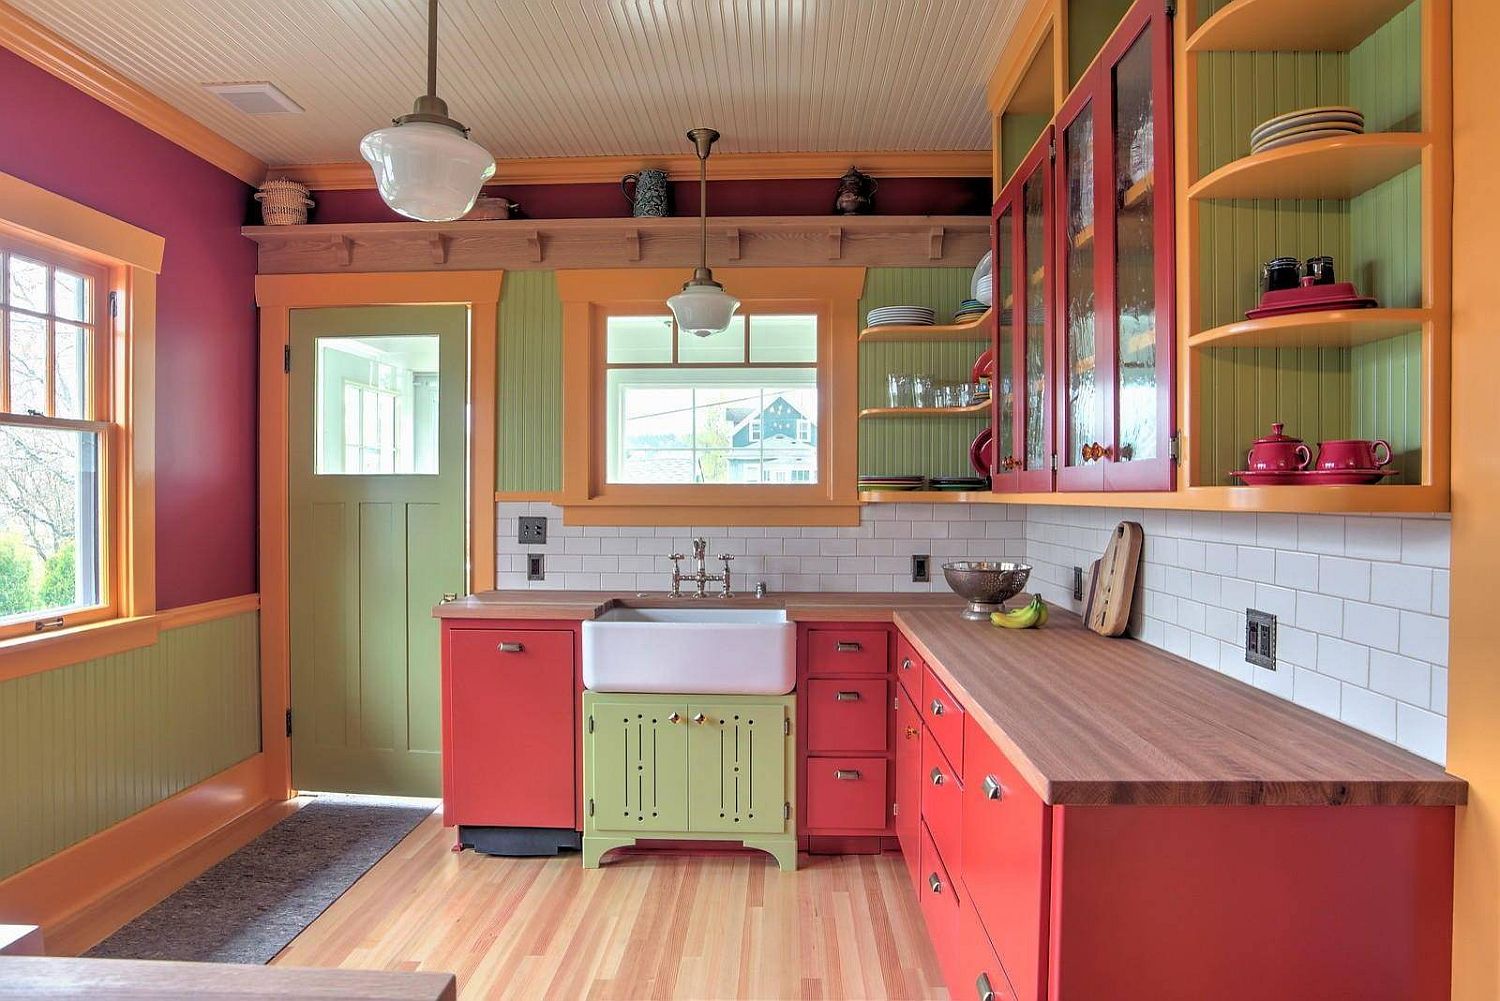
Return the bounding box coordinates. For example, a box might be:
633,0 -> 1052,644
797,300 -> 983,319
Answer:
928,872 -> 943,894
976,973 -> 996,1001
983,775 -> 1004,800
901,657 -> 913,672
930,699 -> 945,716
930,767 -> 946,786
497,642 -> 524,653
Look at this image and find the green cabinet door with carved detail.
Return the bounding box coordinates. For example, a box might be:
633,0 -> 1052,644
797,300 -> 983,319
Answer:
583,692 -> 797,870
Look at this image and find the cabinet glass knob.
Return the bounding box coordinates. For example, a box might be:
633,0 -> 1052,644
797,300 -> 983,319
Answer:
691,713 -> 707,724
497,642 -> 524,654
667,712 -> 682,724
930,699 -> 945,716
928,873 -> 943,894
930,768 -> 945,786
983,775 -> 1004,800
834,768 -> 861,781
834,690 -> 861,702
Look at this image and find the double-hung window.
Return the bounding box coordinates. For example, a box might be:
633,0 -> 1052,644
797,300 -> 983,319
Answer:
0,239 -> 111,636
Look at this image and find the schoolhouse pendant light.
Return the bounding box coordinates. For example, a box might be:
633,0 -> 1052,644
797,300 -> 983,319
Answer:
359,0 -> 495,222
668,128 -> 740,337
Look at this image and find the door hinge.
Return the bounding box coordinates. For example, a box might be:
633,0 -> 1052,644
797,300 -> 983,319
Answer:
283,344 -> 292,373
893,695 -> 899,711
108,291 -> 120,318
587,715 -> 595,734
892,802 -> 899,816
783,802 -> 791,821
783,718 -> 790,736
1168,432 -> 1181,463
1165,0 -> 1177,17
1051,453 -> 1059,472
285,708 -> 293,737
1048,134 -> 1057,161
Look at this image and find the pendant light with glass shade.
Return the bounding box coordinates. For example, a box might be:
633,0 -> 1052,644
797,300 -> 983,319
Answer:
359,0 -> 496,222
668,128 -> 740,337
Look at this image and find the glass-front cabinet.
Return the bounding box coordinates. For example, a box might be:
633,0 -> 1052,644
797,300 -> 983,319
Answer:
989,0 -> 1174,495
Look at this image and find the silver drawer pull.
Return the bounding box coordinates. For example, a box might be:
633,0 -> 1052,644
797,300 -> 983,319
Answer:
834,690 -> 861,702
928,872 -> 943,894
983,774 -> 1004,800
497,642 -> 525,653
833,768 -> 862,781
901,657 -> 913,671
835,641 -> 862,653
976,973 -> 996,1001
930,767 -> 945,786
930,698 -> 945,717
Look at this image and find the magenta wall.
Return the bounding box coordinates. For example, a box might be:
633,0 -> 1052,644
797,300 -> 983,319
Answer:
0,49 -> 257,610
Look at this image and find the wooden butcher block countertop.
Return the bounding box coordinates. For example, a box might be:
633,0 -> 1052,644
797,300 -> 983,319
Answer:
436,590 -> 1466,808
894,608 -> 1466,808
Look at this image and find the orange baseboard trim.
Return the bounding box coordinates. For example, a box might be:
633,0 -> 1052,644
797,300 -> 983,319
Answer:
0,753 -> 273,939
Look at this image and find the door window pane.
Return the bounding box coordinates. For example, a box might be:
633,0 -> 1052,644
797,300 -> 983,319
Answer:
996,206 -> 1015,467
1063,107 -> 1099,467
1023,171 -> 1047,472
0,424 -> 102,622
606,316 -> 673,364
315,334 -> 440,475
1114,28 -> 1158,463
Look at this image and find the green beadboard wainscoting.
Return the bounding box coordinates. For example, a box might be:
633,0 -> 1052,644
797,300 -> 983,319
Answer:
0,612 -> 261,882
858,268 -> 990,479
497,270 -> 564,494
1192,2 -> 1426,485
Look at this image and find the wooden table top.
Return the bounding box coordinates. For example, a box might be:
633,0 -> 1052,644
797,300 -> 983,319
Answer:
895,608 -> 1467,807
434,589 -> 967,622
0,957 -> 456,1000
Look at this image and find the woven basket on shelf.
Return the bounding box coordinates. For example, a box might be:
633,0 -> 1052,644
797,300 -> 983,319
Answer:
255,178 -> 314,226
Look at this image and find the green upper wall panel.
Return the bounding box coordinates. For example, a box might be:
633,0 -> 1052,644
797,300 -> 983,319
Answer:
497,271 -> 563,493
0,612 -> 261,882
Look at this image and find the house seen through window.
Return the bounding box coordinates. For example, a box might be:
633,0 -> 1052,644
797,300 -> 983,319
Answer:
605,314 -> 818,485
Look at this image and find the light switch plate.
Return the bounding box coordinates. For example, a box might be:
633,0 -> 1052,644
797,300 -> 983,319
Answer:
518,516 -> 547,545
911,554 -> 930,583
527,554 -> 545,581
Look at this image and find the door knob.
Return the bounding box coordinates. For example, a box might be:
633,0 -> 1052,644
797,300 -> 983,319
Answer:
667,712 -> 682,724
691,712 -> 707,724
440,592 -> 458,603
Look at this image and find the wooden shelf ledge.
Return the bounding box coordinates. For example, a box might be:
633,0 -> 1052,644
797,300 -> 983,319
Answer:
1186,0 -> 1415,53
859,309 -> 992,342
1190,308 -> 1430,350
859,403 -> 991,418
860,484 -> 1448,514
242,214 -> 992,274
1189,133 -> 1427,202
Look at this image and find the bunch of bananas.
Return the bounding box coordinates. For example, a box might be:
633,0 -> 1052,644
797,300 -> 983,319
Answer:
990,594 -> 1048,630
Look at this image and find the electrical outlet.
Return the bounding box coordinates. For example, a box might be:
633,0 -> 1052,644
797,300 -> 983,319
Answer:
1072,566 -> 1084,601
527,553 -> 545,581
518,516 -> 547,545
1246,609 -> 1277,669
911,554 -> 930,583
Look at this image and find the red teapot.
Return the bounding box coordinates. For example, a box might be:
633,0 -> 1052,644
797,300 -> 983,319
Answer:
1246,422 -> 1312,472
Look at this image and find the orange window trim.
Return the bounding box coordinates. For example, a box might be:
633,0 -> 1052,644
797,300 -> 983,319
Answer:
555,268 -> 865,526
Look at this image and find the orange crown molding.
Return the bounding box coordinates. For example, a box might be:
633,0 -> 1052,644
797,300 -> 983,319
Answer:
0,1 -> 266,186
270,150 -> 992,191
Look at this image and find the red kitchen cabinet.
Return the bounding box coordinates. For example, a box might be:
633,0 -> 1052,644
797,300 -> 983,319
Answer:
441,621 -> 581,855
921,734 -> 963,881
804,627 -> 890,676
806,678 -> 889,754
894,685 -> 923,894
918,821 -> 965,991
804,756 -> 889,832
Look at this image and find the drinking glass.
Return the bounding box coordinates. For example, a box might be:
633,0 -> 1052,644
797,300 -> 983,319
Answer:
887,373 -> 913,408
912,374 -> 935,407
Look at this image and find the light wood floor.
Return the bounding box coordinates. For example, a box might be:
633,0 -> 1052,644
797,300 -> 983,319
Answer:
273,812 -> 948,1000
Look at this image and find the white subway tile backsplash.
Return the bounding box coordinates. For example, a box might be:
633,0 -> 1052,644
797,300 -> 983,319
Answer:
498,501 -> 1452,765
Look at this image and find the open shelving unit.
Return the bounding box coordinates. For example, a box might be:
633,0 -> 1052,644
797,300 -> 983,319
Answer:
858,309 -> 992,343
859,402 -> 991,419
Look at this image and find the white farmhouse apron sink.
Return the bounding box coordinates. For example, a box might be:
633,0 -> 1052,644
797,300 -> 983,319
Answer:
581,607 -> 796,695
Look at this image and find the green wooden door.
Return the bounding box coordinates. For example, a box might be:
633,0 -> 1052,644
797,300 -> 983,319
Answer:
288,305 -> 468,795
588,699 -> 690,832
686,702 -> 787,834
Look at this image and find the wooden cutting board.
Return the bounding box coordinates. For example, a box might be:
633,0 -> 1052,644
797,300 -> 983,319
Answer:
1087,521 -> 1143,637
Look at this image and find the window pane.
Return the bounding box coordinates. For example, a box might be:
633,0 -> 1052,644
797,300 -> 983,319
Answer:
606,316 -> 673,364
314,334 -> 439,475
54,323 -> 87,420
749,315 -> 817,363
678,316 -> 745,364
0,423 -> 102,622
8,312 -> 47,415
54,269 -> 90,323
7,256 -> 48,313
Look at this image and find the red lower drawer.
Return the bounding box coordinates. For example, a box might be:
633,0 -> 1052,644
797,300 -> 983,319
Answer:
919,822 -> 964,990
923,663 -> 966,773
806,678 -> 889,753
805,756 -> 889,831
894,689 -> 923,894
962,902 -> 1020,1001
922,733 -> 963,877
895,631 -> 924,701
806,628 -> 890,676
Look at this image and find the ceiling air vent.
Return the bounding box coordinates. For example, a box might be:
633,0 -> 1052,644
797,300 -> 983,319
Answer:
203,82 -> 304,115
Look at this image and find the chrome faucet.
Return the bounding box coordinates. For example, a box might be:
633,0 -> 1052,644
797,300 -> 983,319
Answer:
668,537 -> 734,598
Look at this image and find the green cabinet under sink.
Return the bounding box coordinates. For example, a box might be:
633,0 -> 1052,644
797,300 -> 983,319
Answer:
582,692 -> 797,870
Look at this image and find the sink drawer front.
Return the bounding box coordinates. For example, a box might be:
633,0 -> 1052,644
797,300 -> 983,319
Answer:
895,632 -> 925,702
805,628 -> 889,676
805,756 -> 889,831
806,678 -> 889,753
923,663 -> 966,773
922,732 -> 963,881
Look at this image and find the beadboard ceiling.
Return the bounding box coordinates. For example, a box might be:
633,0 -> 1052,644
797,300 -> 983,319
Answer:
10,0 -> 1025,167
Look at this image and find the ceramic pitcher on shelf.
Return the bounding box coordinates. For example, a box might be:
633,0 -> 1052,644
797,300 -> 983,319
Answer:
621,168 -> 671,217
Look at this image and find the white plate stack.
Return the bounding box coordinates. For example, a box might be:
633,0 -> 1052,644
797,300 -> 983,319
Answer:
972,251 -> 994,306
866,306 -> 936,328
1250,105 -> 1364,154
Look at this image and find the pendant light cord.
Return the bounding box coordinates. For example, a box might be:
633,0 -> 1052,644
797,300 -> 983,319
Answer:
698,150 -> 708,273
426,0 -> 439,98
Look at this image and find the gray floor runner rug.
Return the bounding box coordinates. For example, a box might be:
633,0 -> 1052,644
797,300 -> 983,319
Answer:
87,794 -> 435,965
